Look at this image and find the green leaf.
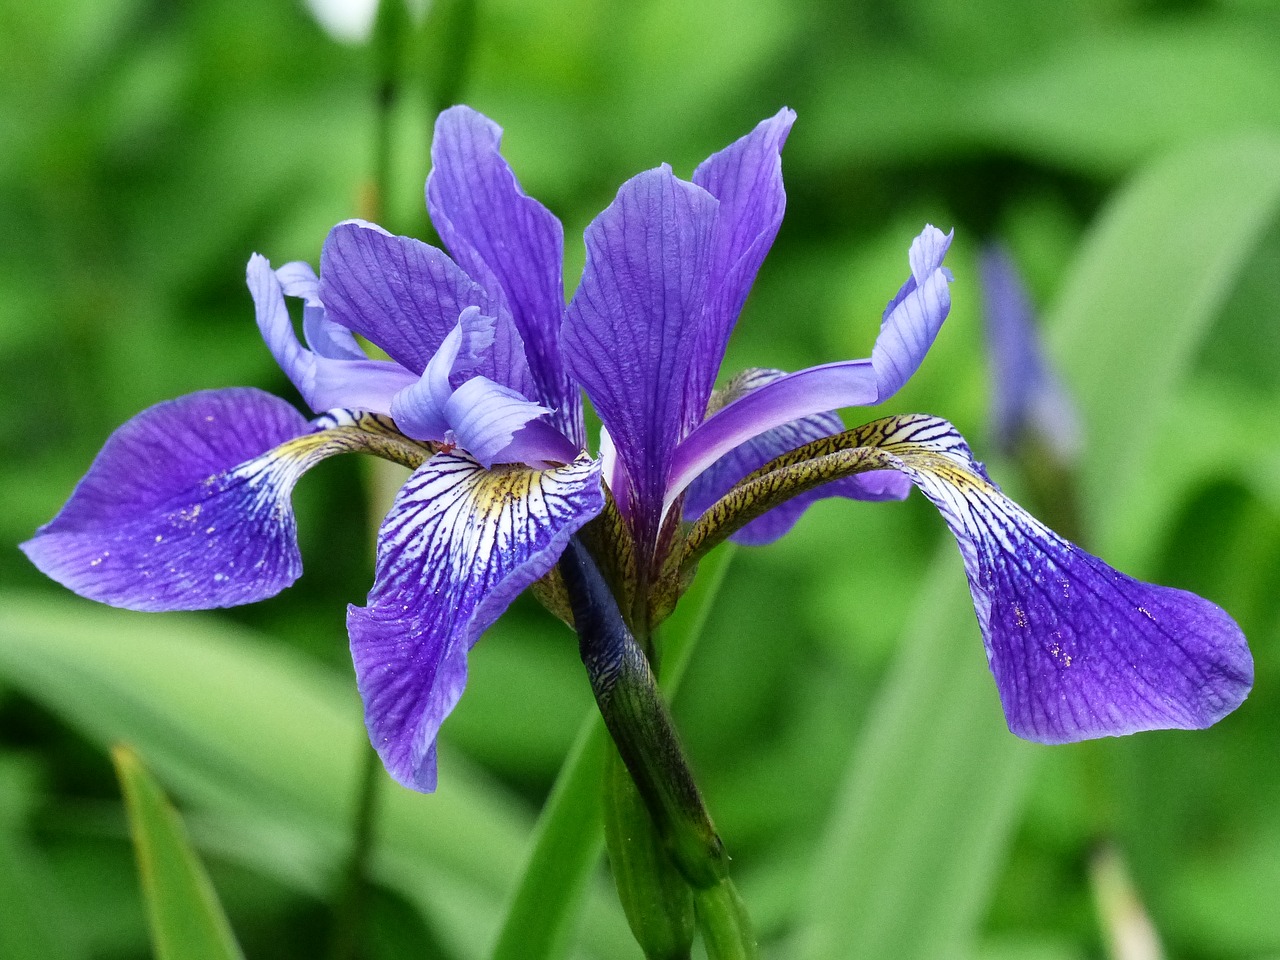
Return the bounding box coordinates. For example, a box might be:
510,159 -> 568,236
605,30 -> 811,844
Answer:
797,133 -> 1280,960
0,831 -> 85,960
1046,134 -> 1280,559
976,24 -> 1280,177
488,546 -> 735,960
796,559 -> 1038,960
0,594 -> 529,952
111,744 -> 245,960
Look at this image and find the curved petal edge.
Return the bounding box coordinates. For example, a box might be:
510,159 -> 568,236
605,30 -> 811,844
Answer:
348,453 -> 605,792
21,389 -> 316,612
682,369 -> 909,545
870,415 -> 1252,742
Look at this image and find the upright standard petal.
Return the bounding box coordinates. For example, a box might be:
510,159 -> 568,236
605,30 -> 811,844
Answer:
871,225 -> 954,397
682,369 -> 908,545
685,108 -> 795,418
348,453 -> 605,792
666,225 -> 954,509
862,416 -> 1251,741
23,389 -> 314,611
563,167 -> 718,545
319,221 -> 537,399
428,106 -> 583,445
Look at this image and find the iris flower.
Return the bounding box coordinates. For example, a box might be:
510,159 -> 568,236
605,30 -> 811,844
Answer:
979,243 -> 1083,462
24,107 -> 1251,794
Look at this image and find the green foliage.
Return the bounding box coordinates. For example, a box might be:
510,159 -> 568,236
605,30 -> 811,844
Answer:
112,745 -> 245,960
3,0 -> 1279,958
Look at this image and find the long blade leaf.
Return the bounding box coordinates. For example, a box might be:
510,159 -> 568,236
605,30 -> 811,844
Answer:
112,745 -> 245,960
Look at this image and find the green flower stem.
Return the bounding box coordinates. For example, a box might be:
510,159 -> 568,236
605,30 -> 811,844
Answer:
559,538 -> 726,890
488,546 -> 735,960
423,0 -> 479,119
694,879 -> 759,960
327,745 -> 383,960
368,0 -> 407,223
602,747 -> 696,960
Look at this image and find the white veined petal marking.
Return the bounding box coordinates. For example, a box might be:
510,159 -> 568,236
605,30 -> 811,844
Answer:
350,451 -> 604,791
678,413 -> 1250,743
373,454 -> 599,613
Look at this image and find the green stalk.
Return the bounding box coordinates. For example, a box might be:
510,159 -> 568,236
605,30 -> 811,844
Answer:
694,881 -> 758,960
328,7 -> 407,956
488,547 -> 735,960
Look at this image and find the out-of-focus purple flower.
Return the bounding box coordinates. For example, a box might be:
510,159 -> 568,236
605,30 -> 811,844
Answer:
24,107 -> 605,792
980,243 -> 1083,462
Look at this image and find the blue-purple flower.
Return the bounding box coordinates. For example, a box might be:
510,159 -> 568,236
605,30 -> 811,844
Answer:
980,243 -> 1083,462
23,106 -> 1252,794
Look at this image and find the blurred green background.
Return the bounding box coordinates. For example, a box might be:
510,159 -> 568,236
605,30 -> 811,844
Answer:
2,0 -> 1279,957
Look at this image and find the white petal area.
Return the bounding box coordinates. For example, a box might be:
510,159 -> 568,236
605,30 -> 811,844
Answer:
347,453 -> 605,792
304,0 -> 380,44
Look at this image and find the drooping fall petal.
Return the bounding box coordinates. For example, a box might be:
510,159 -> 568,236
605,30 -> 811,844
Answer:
348,453 -> 605,791
21,390 -> 356,611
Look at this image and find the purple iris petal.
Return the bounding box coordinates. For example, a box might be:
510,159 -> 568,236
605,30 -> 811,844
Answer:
319,219 -> 477,371
428,106 -> 582,445
249,254 -> 417,414
683,371 -> 909,545
306,358 -> 419,414
564,166 -> 719,546
250,254 -> 314,396
980,244 -> 1083,461
20,389 -> 317,612
496,418 -> 582,468
390,308 -> 556,466
666,224 -> 954,510
886,417 -> 1252,742
685,108 -> 795,420
443,378 -> 553,468
318,221 -> 537,399
871,226 -> 954,397
275,260 -> 322,302
390,307 -> 495,441
273,261 -> 367,363
348,453 -> 605,792
665,359 -> 878,509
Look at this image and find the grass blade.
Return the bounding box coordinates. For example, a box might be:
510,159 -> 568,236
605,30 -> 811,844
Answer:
112,745 -> 245,960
